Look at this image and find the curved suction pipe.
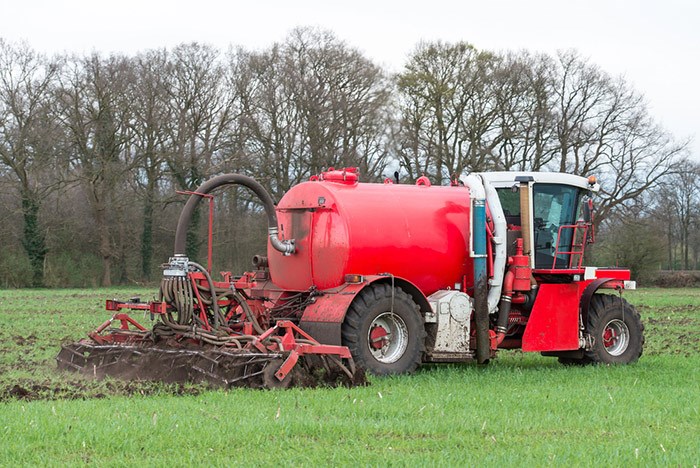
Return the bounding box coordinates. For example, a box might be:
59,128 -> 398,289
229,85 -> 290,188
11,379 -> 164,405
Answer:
173,174 -> 295,256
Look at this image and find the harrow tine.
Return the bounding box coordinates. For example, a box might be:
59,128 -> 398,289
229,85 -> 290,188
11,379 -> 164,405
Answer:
227,369 -> 266,386
190,365 -> 234,386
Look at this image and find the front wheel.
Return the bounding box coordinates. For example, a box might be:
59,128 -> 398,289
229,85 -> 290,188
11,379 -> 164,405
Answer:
341,284 -> 425,375
585,294 -> 644,364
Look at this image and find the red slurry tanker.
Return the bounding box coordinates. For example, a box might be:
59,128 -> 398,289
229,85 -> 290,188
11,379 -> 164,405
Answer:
57,168 -> 643,387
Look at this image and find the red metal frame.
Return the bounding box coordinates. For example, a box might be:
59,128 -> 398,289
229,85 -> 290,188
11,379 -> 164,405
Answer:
88,313 -> 148,344
190,273 -> 213,330
91,280 -> 354,383
251,320 -> 352,381
521,282 -> 581,352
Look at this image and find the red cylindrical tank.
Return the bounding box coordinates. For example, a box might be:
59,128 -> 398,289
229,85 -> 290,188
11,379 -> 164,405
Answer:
268,170 -> 472,295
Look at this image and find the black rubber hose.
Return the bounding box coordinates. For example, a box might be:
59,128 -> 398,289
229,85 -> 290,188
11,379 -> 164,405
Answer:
190,261 -> 224,329
496,296 -> 511,335
173,173 -> 294,256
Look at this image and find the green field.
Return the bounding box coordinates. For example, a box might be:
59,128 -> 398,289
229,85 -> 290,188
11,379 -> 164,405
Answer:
1,288 -> 698,465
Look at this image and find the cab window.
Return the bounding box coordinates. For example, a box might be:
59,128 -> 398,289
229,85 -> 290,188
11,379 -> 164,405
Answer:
496,187 -> 521,226
532,183 -> 581,268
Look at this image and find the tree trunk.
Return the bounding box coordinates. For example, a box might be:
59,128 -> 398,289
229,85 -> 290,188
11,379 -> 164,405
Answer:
140,194 -> 154,281
667,222 -> 673,270
20,191 -> 47,288
94,204 -> 112,286
117,207 -> 128,284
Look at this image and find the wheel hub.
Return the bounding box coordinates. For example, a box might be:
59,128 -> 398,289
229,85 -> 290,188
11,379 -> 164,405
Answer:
369,326 -> 389,350
367,312 -> 409,364
602,319 -> 630,356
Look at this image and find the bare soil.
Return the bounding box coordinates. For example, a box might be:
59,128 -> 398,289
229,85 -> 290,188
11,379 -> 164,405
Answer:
1,378 -> 204,402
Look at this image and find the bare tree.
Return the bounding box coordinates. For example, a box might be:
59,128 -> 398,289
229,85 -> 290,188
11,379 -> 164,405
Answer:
0,40 -> 61,286
396,44 -> 684,228
162,43 -> 240,258
232,44 -> 303,197
592,104 -> 686,224
130,49 -> 173,280
54,53 -> 135,286
286,28 -> 392,180
235,28 -> 392,196
494,51 -> 558,170
653,160 -> 700,269
544,51 -> 685,224
397,41 -> 501,183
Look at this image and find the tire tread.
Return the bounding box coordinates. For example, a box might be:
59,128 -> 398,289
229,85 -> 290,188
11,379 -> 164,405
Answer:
341,284 -> 425,375
584,293 -> 644,364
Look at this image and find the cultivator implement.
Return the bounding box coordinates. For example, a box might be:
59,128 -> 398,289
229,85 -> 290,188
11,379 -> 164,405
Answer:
57,310 -> 362,389
56,173 -> 365,389
57,341 -> 359,388
57,344 -> 280,387
57,254 -> 363,389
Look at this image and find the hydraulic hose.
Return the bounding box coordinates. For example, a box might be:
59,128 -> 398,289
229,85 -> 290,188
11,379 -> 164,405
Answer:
173,173 -> 295,256
190,261 -> 224,329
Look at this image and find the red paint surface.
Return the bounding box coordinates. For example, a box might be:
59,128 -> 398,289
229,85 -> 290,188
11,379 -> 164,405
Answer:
299,282 -> 366,323
522,282 -> 582,351
594,269 -> 631,281
269,179 -> 473,295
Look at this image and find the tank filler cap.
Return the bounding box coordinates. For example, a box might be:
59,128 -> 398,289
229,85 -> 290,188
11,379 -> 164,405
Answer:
318,167 -> 359,184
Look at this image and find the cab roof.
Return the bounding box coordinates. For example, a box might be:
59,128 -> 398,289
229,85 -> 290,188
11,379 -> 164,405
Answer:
476,171 -> 599,192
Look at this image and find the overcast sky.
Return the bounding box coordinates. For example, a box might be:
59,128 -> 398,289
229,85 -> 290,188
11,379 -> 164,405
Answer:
2,0 -> 698,159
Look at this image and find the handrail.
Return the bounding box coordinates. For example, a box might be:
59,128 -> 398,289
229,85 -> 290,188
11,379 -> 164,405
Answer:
552,223 -> 589,269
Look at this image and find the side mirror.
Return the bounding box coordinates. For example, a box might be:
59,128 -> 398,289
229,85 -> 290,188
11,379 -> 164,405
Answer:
582,198 -> 595,244
582,199 -> 593,224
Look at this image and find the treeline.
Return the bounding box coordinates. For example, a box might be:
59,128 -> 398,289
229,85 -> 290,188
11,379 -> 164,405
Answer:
0,27 -> 695,288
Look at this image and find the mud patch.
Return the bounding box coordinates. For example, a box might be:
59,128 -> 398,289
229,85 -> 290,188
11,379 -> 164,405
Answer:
0,379 -> 204,403
641,305 -> 700,356
13,334 -> 38,346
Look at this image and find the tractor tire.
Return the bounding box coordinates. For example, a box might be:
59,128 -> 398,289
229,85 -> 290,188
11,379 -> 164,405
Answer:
341,283 -> 425,376
584,294 -> 644,365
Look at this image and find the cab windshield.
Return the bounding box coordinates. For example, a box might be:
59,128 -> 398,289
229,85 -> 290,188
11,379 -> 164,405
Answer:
532,183 -> 582,268
496,183 -> 585,269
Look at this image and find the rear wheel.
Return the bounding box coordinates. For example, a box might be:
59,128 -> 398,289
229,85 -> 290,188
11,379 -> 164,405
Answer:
584,294 -> 644,364
341,284 -> 425,375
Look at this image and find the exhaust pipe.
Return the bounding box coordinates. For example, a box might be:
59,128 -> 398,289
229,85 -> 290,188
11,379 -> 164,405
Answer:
464,175 -> 490,365
516,176 -> 534,266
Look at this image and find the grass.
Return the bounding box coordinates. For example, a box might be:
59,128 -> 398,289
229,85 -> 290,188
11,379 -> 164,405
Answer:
0,287 -> 698,465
